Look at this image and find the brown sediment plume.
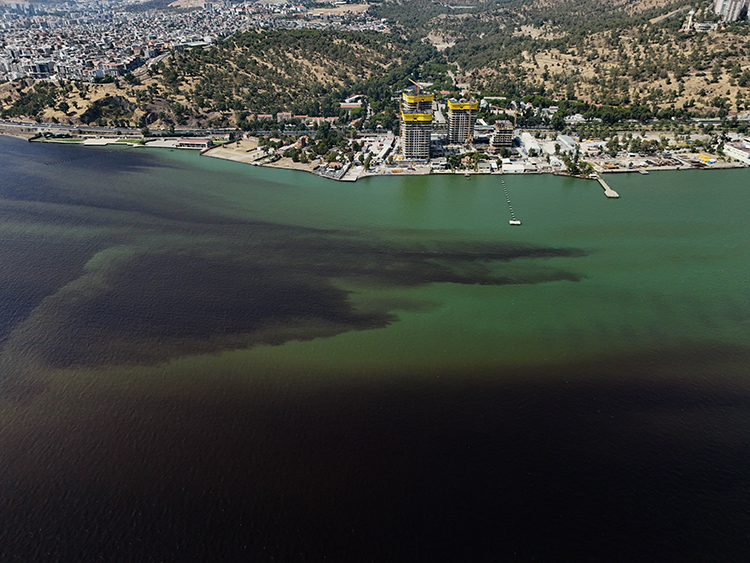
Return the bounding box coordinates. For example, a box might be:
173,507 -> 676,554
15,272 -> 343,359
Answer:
0,234 -> 586,371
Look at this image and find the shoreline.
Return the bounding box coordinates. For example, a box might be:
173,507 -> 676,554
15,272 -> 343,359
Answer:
8,131 -> 748,181
0,130 -> 36,140
202,142 -> 747,181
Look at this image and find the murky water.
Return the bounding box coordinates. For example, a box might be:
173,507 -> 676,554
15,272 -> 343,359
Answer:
1,136 -> 749,561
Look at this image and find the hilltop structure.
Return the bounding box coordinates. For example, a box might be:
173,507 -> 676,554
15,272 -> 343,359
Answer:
446,97 -> 478,144
400,90 -> 434,160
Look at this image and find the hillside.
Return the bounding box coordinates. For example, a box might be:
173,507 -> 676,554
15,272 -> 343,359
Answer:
1,29 -> 439,129
479,20 -> 750,114
374,0 -> 750,114
161,30 -> 402,116
2,1 -> 750,129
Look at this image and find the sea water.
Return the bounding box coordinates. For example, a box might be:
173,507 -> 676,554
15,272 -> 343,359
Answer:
0,135 -> 749,561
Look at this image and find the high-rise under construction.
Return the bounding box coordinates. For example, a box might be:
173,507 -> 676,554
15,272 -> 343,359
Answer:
446,98 -> 478,145
400,91 -> 434,160
715,0 -> 749,21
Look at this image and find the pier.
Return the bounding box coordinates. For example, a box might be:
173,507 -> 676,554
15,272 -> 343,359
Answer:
592,173 -> 619,198
501,179 -> 521,225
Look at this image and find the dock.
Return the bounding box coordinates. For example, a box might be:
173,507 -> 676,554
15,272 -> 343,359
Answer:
592,173 -> 619,198
501,179 -> 521,225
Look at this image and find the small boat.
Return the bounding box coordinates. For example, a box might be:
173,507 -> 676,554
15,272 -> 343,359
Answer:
509,220 -> 522,226
464,172 -> 471,178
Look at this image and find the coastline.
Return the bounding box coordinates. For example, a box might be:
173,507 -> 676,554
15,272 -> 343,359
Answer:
202,141 -> 746,182
9,128 -> 748,181
0,128 -> 36,140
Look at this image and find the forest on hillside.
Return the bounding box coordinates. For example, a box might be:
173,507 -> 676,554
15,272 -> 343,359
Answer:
2,0 -> 749,128
371,0 -> 750,112
0,27 -> 455,130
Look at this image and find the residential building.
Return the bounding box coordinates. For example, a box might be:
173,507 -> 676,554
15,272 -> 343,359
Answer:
400,90 -> 434,160
724,142 -> 750,165
340,94 -> 365,110
446,97 -> 478,144
0,1 -> 388,83
489,120 -> 514,152
715,0 -> 749,21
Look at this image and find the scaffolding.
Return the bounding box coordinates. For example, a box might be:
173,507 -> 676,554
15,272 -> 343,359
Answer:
400,87 -> 434,160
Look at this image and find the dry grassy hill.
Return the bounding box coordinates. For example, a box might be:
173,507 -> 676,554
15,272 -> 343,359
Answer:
404,0 -> 750,114
470,19 -> 750,113
0,29 -> 407,129
3,1 -> 749,127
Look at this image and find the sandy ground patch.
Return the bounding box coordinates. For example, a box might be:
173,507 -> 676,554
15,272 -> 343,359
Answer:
169,0 -> 204,7
310,3 -> 369,15
228,139 -> 259,151
426,33 -> 455,51
264,158 -> 321,172
206,146 -> 266,164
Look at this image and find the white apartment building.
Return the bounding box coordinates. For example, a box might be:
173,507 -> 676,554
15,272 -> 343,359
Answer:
715,0 -> 749,22
724,141 -> 750,165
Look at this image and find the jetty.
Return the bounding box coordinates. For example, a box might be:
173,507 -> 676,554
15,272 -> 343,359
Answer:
591,173 -> 619,198
501,179 -> 521,225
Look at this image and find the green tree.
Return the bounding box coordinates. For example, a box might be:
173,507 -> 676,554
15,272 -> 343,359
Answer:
448,153 -> 462,170
606,135 -> 620,157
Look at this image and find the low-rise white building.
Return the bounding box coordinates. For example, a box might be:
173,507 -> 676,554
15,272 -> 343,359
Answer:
556,134 -> 579,154
723,142 -> 750,165
176,138 -> 212,149
520,132 -> 541,155
502,162 -> 527,174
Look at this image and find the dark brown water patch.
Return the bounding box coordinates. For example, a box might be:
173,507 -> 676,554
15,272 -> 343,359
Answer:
15,236 -> 586,369
0,238 -> 108,346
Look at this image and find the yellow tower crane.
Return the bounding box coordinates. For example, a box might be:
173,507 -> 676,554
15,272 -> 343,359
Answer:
408,78 -> 420,96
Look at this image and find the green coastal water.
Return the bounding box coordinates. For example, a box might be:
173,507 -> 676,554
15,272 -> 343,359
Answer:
85,149 -> 750,383
1,136 -> 749,561
2,138 -> 749,392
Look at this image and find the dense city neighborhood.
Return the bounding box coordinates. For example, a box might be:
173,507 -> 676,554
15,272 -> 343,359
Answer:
1,0 -> 386,82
